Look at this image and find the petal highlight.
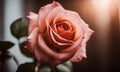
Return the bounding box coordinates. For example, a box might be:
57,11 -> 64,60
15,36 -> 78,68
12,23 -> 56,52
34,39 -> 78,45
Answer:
27,12 -> 38,34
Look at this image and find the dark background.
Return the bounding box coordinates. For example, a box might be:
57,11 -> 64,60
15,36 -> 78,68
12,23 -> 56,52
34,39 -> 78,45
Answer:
0,0 -> 120,72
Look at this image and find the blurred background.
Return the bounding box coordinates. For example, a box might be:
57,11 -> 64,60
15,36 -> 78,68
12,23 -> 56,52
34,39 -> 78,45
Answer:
0,0 -> 120,72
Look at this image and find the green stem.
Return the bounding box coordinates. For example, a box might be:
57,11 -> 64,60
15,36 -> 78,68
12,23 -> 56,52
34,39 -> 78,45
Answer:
13,56 -> 19,65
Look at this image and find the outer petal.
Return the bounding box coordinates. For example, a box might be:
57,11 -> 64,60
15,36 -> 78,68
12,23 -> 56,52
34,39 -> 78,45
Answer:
70,44 -> 86,62
35,45 -> 50,63
25,27 -> 39,54
38,1 -> 61,32
27,12 -> 38,34
36,33 -> 83,66
70,23 -> 94,62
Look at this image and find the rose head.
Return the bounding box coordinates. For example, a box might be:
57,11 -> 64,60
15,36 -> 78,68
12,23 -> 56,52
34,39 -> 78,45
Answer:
25,1 -> 94,66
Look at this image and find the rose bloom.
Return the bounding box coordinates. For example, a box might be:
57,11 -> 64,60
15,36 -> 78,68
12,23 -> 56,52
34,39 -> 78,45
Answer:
25,1 -> 94,66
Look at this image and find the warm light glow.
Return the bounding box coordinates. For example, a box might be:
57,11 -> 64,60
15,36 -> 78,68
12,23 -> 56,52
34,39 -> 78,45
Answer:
91,0 -> 112,71
92,0 -> 111,37
91,0 -> 110,21
118,1 -> 120,30
91,0 -> 118,38
92,0 -> 111,7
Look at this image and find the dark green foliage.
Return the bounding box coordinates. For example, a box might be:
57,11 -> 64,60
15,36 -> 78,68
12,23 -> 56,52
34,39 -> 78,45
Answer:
10,18 -> 28,39
16,62 -> 35,72
0,41 -> 14,52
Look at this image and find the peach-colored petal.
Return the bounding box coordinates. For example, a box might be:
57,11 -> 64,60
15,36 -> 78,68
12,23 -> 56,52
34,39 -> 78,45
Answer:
44,8 -> 86,49
45,6 -> 65,26
25,27 -> 39,54
45,7 -> 78,47
37,33 -> 82,66
52,20 -> 75,40
27,12 -> 38,34
35,45 -> 62,66
52,10 -> 85,41
45,10 -> 85,50
58,31 -> 75,40
70,24 -> 94,62
38,1 -> 61,32
35,45 -> 49,63
50,30 -> 73,45
70,44 -> 86,62
35,45 -> 59,66
45,28 -> 73,49
43,6 -> 76,48
69,11 -> 94,62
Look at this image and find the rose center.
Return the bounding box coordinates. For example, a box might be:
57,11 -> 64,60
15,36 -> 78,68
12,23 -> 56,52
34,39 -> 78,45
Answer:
56,20 -> 73,33
51,20 -> 75,40
56,23 -> 70,33
63,24 -> 68,30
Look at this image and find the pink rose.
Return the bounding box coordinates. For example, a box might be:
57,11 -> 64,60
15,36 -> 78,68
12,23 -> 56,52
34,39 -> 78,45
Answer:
25,1 -> 94,66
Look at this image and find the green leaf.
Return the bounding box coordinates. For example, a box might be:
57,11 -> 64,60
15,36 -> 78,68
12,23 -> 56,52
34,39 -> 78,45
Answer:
40,61 -> 73,72
16,62 -> 35,72
10,18 -> 28,39
0,41 -> 14,51
19,41 -> 34,58
56,61 -> 73,72
16,61 -> 73,72
40,66 -> 51,72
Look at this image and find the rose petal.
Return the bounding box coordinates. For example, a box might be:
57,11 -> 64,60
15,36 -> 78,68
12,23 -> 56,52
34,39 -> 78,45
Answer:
70,24 -> 94,62
53,10 -> 85,41
35,45 -> 62,66
38,1 -> 61,32
45,28 -> 73,49
70,44 -> 86,62
46,11 -> 85,48
45,6 -> 65,26
44,6 -> 77,48
37,33 -> 82,66
50,30 -> 74,45
25,27 -> 39,54
45,7 -> 77,47
35,45 -> 49,63
52,20 -> 75,40
58,31 -> 75,40
27,12 -> 38,34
